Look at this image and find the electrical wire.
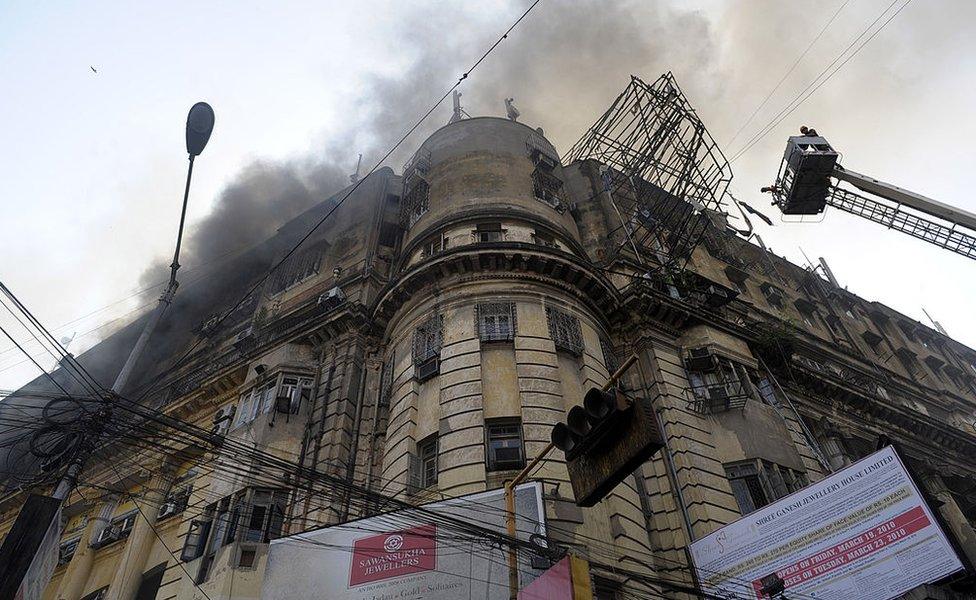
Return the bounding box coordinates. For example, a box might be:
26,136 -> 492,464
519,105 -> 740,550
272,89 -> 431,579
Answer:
729,0 -> 914,162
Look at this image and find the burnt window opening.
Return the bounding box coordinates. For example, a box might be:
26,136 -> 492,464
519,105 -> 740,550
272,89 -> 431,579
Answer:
725,460 -> 808,515
486,419 -> 525,472
413,315 -> 443,381
477,302 -> 517,343
545,306 -> 584,357
474,222 -> 505,243
532,169 -> 566,213
268,246 -> 324,295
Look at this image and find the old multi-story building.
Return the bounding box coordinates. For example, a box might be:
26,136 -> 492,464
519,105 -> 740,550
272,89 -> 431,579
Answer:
2,83 -> 976,600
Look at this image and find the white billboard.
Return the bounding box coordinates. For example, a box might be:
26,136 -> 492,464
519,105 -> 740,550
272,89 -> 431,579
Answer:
262,483 -> 548,600
690,446 -> 964,599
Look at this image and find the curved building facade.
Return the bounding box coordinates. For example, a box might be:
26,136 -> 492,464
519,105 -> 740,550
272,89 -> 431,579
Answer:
3,111 -> 976,600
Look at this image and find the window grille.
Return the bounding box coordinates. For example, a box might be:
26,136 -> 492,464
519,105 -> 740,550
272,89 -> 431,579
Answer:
476,302 -> 517,342
486,420 -> 525,471
474,222 -> 504,243
412,315 -> 443,365
380,358 -> 395,408
268,246 -> 324,295
546,306 -> 583,356
402,179 -> 430,228
532,169 -> 566,213
600,339 -> 620,377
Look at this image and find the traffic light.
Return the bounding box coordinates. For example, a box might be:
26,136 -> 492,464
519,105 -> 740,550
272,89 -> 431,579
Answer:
552,388 -> 664,507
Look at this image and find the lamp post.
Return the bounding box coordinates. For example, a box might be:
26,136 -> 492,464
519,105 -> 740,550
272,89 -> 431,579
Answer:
0,102 -> 215,600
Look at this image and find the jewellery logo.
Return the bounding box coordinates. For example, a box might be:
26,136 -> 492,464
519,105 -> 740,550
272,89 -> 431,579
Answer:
349,524 -> 436,586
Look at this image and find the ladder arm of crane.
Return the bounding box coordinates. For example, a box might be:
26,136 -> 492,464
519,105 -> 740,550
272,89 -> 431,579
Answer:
827,185 -> 976,261
833,165 -> 976,232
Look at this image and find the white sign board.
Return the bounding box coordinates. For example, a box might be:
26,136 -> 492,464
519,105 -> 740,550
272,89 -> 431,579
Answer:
262,483 -> 548,600
690,446 -> 964,599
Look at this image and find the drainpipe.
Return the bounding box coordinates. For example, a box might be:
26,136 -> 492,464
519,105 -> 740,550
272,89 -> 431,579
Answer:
290,346 -> 325,534
341,340 -> 371,521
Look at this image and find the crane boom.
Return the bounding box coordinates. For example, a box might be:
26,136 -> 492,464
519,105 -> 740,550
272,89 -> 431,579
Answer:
765,132 -> 976,261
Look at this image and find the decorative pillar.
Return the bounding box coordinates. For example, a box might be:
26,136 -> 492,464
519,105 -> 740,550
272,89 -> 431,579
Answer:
923,472 -> 976,568
104,463 -> 176,600
56,494 -> 117,600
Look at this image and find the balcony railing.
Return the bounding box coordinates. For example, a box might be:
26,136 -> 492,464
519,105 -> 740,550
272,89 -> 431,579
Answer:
685,380 -> 750,414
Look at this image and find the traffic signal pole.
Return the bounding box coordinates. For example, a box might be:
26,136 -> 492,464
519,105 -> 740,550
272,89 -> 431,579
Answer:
504,352 -> 639,599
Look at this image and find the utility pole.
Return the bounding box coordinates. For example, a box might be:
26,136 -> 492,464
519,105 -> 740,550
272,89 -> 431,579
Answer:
0,102 -> 215,600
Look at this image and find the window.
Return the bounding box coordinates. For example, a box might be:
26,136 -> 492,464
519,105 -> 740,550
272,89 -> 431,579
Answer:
268,246 -> 324,295
474,222 -> 504,243
403,179 -> 430,227
533,230 -> 557,248
759,283 -> 784,308
725,460 -> 808,515
276,376 -> 313,414
546,306 -> 583,356
684,352 -> 754,413
158,483 -> 192,521
421,234 -> 446,258
486,420 -> 525,471
420,436 -> 438,488
237,547 -> 257,569
477,302 -> 517,343
380,358 -> 395,408
58,538 -> 80,566
135,563 -> 167,600
189,488 -> 288,582
233,374 -> 312,429
413,315 -> 443,381
114,512 -> 138,540
532,168 -> 566,212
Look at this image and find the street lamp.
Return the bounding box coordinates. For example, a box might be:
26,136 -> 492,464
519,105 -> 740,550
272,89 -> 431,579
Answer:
0,101 -> 217,600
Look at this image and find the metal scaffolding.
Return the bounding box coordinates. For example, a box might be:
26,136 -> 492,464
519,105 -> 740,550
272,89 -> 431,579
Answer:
565,73 -> 733,271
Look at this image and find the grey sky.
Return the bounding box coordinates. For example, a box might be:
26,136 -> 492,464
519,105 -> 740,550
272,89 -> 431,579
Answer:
1,0 -> 973,391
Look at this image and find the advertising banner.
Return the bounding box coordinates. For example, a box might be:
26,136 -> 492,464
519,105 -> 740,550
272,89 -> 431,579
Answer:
690,446 -> 964,599
262,483 -> 548,600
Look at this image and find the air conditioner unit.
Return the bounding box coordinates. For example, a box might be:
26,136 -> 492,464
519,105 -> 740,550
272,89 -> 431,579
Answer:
317,286 -> 345,307
91,526 -> 119,548
685,347 -> 716,372
157,502 -> 178,520
415,357 -> 439,382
